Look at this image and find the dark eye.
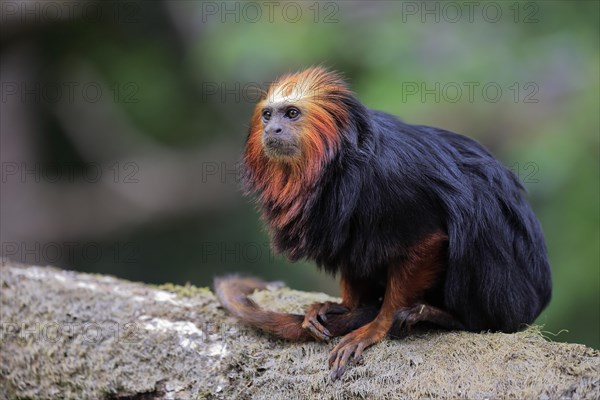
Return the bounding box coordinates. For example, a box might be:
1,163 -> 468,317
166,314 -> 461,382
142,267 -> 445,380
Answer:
285,108 -> 300,119
262,110 -> 271,122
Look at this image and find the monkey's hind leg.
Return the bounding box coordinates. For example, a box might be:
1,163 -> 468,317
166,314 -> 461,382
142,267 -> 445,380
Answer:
390,303 -> 465,338
303,273 -> 381,341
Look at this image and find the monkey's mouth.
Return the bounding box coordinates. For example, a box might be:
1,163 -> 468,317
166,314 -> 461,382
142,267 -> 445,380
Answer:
263,137 -> 300,159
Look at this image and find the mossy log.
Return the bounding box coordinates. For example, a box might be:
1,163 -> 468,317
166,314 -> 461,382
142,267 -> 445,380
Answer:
0,262 -> 598,399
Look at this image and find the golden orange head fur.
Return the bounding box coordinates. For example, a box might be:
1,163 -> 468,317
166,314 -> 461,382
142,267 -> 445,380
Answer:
243,67 -> 358,227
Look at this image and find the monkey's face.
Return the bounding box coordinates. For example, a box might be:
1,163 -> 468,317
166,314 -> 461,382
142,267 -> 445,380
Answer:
260,104 -> 303,161
246,67 -> 352,175
244,67 -> 355,212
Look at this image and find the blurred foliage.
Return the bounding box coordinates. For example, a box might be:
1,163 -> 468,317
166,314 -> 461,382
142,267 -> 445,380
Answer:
1,1 -> 598,348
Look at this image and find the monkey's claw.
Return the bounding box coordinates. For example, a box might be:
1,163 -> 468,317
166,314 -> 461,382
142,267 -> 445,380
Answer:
302,302 -> 349,341
328,339 -> 366,380
328,323 -> 384,380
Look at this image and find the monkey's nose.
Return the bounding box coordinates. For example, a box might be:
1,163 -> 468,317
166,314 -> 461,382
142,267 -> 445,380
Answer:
266,125 -> 283,135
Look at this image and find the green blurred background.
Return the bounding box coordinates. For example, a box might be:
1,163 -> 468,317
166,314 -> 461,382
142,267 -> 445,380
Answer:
1,1 -> 598,348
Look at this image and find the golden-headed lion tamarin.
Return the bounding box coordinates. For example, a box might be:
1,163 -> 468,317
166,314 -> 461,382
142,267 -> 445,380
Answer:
215,67 -> 551,379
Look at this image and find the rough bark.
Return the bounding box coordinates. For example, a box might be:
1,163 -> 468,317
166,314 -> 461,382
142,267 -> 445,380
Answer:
0,262 -> 598,399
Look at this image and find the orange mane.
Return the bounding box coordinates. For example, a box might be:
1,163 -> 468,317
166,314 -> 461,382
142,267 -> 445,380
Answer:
243,67 -> 353,230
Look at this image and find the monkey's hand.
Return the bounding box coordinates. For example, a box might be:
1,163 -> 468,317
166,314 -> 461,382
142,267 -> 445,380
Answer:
328,320 -> 388,380
301,301 -> 349,341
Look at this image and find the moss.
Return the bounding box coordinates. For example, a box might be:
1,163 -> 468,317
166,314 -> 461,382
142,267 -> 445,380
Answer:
1,262 -> 598,400
154,282 -> 213,298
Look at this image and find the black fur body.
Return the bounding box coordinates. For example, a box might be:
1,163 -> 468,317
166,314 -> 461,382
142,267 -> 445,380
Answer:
246,103 -> 552,333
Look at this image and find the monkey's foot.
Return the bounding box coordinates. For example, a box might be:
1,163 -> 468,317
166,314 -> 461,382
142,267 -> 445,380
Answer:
328,321 -> 387,380
302,301 -> 349,341
392,303 -> 465,332
391,303 -> 465,337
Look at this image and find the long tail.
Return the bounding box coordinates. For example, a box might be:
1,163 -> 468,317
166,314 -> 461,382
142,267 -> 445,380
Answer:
213,275 -> 379,342
213,275 -> 312,341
